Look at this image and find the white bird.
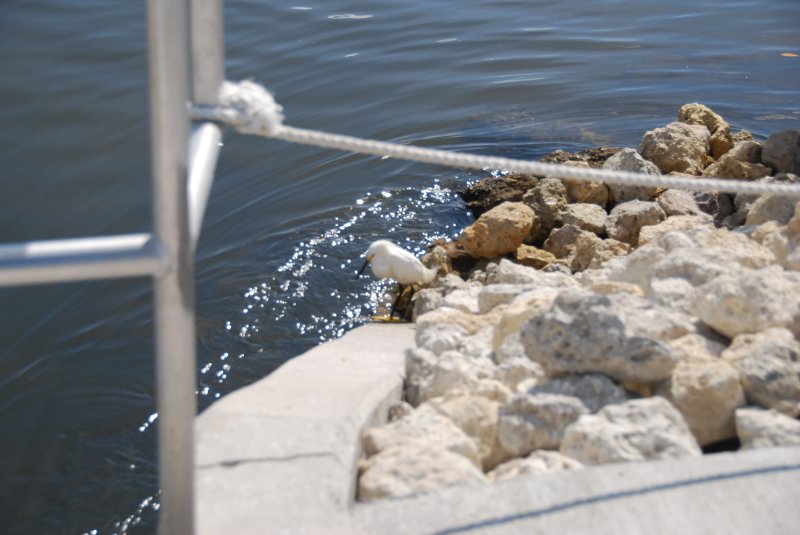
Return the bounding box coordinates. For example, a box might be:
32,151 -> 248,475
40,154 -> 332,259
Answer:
357,240 -> 438,318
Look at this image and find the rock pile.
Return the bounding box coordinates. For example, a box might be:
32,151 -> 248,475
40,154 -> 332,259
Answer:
357,105 -> 800,501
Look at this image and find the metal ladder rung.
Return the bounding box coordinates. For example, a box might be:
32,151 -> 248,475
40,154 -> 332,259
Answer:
0,233 -> 168,286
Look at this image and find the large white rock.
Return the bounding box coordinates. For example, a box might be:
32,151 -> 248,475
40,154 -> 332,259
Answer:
657,356 -> 745,446
362,405 -> 482,466
721,328 -> 800,417
494,356 -> 546,392
521,289 -> 695,383
602,148 -> 661,204
497,393 -> 589,456
477,283 -> 534,314
639,122 -> 710,175
560,397 -> 702,465
527,374 -> 628,413
735,407 -> 800,450
606,200 -> 666,246
486,258 -> 579,287
415,323 -> 468,356
692,266 -> 800,338
424,393 -> 501,469
416,351 -> 496,404
656,189 -> 705,217
358,445 -> 487,501
491,287 -> 561,350
562,203 -> 608,235
488,450 -> 583,482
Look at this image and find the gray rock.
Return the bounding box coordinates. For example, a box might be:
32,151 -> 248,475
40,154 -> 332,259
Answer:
488,450 -> 583,482
543,224 -> 588,259
692,266 -> 800,338
602,148 -> 661,204
521,289 -> 695,383
656,189 -> 704,216
721,328 -> 800,417
562,203 -> 607,235
735,407 -> 800,450
494,356 -> 546,392
639,122 -> 710,175
497,393 -> 589,456
522,178 -> 568,243
727,140 -> 762,163
606,200 -> 667,246
560,397 -> 702,465
527,374 -> 628,413
761,130 -> 800,174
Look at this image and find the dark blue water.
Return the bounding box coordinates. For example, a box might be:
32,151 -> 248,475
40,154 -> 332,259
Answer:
0,0 -> 798,532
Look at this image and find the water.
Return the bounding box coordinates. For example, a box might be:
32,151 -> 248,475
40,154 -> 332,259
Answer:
0,0 -> 798,531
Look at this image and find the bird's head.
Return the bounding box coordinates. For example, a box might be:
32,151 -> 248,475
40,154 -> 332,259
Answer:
356,240 -> 395,278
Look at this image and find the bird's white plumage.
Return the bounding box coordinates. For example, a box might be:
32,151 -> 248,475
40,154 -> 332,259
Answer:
362,240 -> 437,285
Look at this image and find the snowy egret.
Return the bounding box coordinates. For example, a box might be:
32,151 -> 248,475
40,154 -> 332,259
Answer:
357,240 -> 438,318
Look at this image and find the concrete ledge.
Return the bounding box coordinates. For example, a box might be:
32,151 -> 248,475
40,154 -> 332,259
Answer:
195,323 -> 800,534
195,323 -> 414,534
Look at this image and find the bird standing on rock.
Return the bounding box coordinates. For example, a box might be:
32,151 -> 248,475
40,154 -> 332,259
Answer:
357,239 -> 438,319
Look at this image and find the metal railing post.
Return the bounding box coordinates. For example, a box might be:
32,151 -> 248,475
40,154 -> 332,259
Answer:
190,0 -> 225,105
146,0 -> 196,533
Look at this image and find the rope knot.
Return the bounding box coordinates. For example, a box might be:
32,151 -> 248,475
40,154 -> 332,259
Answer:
217,80 -> 284,136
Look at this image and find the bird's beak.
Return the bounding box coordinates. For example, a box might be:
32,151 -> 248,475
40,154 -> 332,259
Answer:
356,256 -> 371,279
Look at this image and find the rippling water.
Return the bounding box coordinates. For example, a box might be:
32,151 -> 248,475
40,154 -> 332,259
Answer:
0,0 -> 798,532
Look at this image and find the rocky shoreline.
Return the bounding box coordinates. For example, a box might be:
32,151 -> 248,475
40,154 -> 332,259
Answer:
356,104 -> 800,501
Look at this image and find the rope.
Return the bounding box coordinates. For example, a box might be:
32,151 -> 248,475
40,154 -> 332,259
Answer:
191,80 -> 800,200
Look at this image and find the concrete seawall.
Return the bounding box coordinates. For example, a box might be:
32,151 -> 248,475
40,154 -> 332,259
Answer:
195,323 -> 800,534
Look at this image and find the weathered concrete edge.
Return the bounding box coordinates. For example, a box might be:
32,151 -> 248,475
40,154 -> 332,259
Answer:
195,323 -> 414,534
195,322 -> 800,534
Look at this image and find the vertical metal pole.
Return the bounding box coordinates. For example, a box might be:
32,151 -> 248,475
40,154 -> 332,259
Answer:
190,0 -> 225,105
147,1 -> 195,534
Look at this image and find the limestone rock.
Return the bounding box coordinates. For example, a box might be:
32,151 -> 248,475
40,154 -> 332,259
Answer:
425,394 -> 501,469
477,283 -> 532,314
415,323 -> 468,356
458,202 -> 535,259
602,148 -> 661,204
721,328 -> 800,417
560,397 -> 702,465
491,287 -> 561,350
727,140 -> 762,164
522,178 -> 568,243
416,306 -> 498,336
543,224 -> 587,259
416,351 -> 497,403
639,122 -> 710,175
412,287 -> 445,318
527,374 -> 628,413
704,152 -> 771,180
495,357 -> 546,392
387,401 -> 414,422
746,195 -> 797,226
488,450 -> 583,482
562,203 -> 607,235
733,130 -> 753,143
692,266 -> 800,338
440,285 -> 483,315
761,130 -> 800,174
497,393 -> 589,456
750,221 -> 792,267
606,200 -> 666,246
656,189 -> 704,216
358,445 -> 487,501
405,348 -> 438,406
461,174 -> 540,216
514,245 -> 556,270
541,146 -> 622,168
668,333 -> 726,360
486,258 -> 579,287
563,179 -> 610,207
637,215 -> 713,246
362,406 -> 481,466
656,356 -> 745,446
521,289 -> 695,383
677,103 -> 733,159
735,407 -> 800,450
572,233 -> 630,272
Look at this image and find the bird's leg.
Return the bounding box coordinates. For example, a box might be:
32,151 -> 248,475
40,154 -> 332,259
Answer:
390,283 -> 404,319
402,285 -> 417,321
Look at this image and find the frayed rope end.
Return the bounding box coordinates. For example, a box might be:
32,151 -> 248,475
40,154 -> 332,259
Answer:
216,80 -> 285,136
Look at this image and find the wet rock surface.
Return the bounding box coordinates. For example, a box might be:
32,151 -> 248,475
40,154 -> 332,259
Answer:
360,105 -> 800,501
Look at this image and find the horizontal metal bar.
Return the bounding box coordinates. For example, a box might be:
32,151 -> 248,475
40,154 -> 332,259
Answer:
188,122 -> 222,251
0,233 -> 168,286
